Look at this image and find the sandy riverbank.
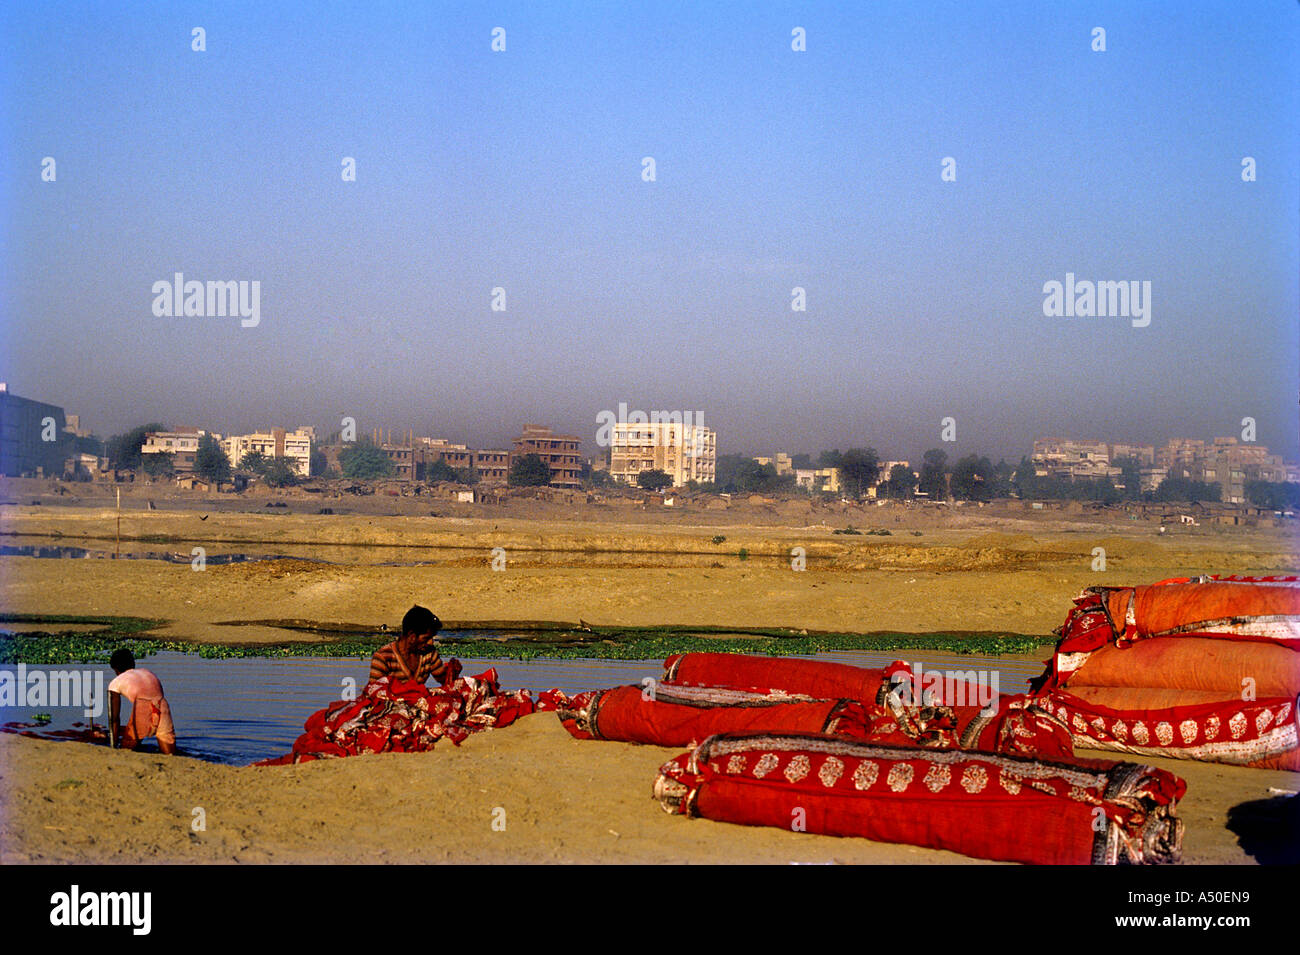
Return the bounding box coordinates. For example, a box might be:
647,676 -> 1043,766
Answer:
3,715 -> 1295,864
2,503 -> 1296,864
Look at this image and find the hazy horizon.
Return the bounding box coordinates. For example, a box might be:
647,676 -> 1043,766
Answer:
4,1 -> 1298,465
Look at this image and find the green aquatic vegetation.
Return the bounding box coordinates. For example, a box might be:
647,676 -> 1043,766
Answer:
0,614 -> 1054,664
0,615 -> 171,665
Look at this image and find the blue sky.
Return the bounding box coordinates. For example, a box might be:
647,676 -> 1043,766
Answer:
2,0 -> 1297,462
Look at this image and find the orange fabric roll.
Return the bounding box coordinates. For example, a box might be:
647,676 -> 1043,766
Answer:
1121,581 -> 1300,642
1069,638 -> 1300,697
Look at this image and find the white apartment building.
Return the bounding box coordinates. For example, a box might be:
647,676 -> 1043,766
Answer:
222,427 -> 313,477
609,421 -> 716,487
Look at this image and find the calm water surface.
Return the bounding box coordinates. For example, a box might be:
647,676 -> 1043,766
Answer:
0,649 -> 1047,765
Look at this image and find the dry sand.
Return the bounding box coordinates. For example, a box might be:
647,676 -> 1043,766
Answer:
1,500 -> 1297,864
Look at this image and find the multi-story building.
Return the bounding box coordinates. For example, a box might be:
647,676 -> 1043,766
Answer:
1031,438 -> 1117,480
142,428 -> 212,474
0,384 -> 67,477
795,467 -> 841,494
380,443 -> 414,480
223,428 -> 313,477
1139,467 -> 1168,493
1107,443 -> 1155,467
513,424 -> 582,488
472,450 -> 511,484
609,421 -> 716,488
409,437 -> 511,484
754,452 -> 794,476
1160,436 -> 1288,504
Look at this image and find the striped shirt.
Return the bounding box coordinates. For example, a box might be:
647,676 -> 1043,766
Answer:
368,641 -> 446,685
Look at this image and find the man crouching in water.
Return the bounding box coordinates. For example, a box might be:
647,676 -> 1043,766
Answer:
108,649 -> 176,754
368,605 -> 449,686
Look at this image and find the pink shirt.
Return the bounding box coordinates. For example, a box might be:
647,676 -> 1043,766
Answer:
107,668 -> 165,703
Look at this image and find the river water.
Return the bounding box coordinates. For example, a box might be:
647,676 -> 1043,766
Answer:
0,648 -> 1048,765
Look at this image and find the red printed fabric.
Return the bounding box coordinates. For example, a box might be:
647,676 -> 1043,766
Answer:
555,684 -> 864,747
554,676 -> 1076,760
1032,691 -> 1300,771
654,733 -> 1186,865
662,653 -> 885,701
255,666 -> 536,765
1034,580 -> 1300,692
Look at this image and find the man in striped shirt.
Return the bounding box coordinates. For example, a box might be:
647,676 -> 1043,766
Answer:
368,605 -> 449,685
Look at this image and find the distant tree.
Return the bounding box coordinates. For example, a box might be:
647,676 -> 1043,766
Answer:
989,459 -> 1015,498
509,452 -> 552,487
457,467 -> 480,484
339,440 -> 394,480
1245,480 -> 1300,510
423,459 -> 460,483
949,454 -> 995,501
837,448 -> 880,498
735,459 -> 778,493
309,448 -> 328,477
73,434 -> 104,456
238,449 -> 269,475
194,434 -> 232,483
587,469 -> 614,488
263,456 -> 299,488
877,463 -> 917,499
791,453 -> 814,470
140,451 -> 174,477
1113,455 -> 1143,502
637,469 -> 673,492
917,449 -> 949,499
1153,477 -> 1222,503
106,422 -> 167,471
1011,456 -> 1039,498
714,453 -> 750,493
818,449 -> 843,469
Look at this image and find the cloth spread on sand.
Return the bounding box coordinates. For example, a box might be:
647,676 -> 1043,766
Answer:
256,660 -> 539,765
654,733 -> 1187,865
0,720 -> 107,743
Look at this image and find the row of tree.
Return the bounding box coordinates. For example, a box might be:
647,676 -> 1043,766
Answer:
689,449 -> 1245,505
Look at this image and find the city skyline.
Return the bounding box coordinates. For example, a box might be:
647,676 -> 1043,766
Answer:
9,377 -> 1297,471
4,1 -> 1298,464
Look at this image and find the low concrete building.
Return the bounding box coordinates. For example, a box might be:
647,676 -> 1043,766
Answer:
795,467 -> 841,493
